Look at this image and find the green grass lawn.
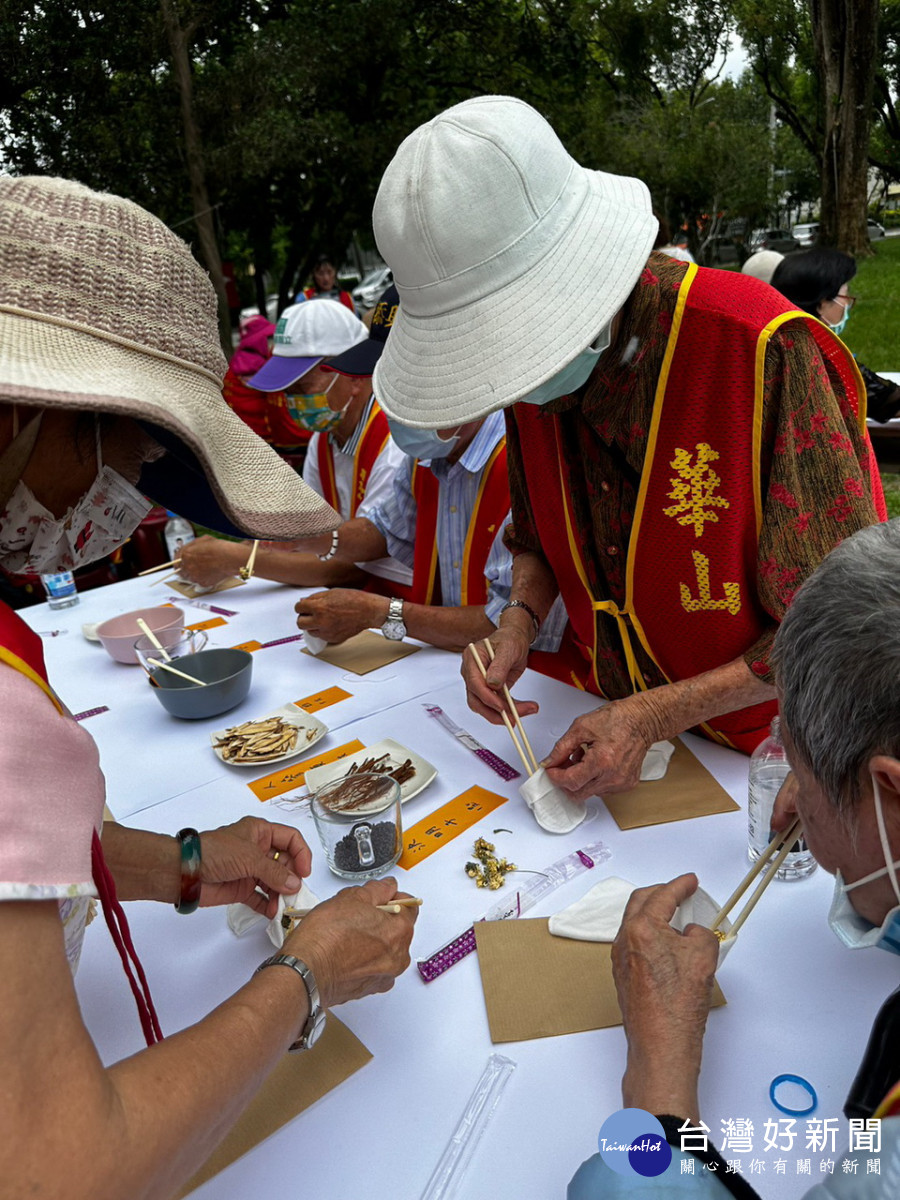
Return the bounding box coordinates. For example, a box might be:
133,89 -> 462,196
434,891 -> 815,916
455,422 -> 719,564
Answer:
840,235 -> 900,372
880,470 -> 900,518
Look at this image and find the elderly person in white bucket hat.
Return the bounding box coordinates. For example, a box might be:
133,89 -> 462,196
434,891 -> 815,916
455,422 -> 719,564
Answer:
0,176 -> 416,1197
371,94 -> 884,804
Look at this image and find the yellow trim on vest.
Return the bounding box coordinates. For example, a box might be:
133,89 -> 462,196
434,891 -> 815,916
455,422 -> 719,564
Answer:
351,408 -> 389,518
460,439 -> 506,606
552,421 -> 606,697
618,262 -> 699,693
410,462 -> 440,606
0,647 -> 65,714
873,1079 -> 900,1120
753,310 -> 808,537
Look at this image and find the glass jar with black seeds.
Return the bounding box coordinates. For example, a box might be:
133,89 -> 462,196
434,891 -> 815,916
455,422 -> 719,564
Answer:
311,772 -> 403,880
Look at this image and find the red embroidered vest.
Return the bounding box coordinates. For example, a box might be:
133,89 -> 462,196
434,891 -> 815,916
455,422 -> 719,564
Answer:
513,265 -> 880,754
317,400 -> 391,519
372,439 -> 510,606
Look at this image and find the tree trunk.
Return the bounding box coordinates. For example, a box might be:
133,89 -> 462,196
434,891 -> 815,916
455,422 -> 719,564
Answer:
159,0 -> 233,357
811,0 -> 880,256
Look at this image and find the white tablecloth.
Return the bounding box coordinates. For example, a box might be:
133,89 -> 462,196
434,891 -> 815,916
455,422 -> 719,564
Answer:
22,574 -> 899,1200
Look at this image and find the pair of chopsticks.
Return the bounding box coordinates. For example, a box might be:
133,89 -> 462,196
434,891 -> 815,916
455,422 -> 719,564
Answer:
467,639 -> 540,777
238,540 -> 260,581
136,616 -> 206,687
709,817 -> 803,939
138,557 -> 181,577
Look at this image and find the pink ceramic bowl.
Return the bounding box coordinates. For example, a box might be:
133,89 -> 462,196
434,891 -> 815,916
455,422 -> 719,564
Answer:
96,606 -> 185,664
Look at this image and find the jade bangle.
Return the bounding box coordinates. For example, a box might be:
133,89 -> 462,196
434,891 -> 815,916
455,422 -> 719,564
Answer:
175,828 -> 202,914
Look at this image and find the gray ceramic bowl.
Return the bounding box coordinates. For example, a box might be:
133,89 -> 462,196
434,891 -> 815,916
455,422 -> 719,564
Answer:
148,648 -> 253,720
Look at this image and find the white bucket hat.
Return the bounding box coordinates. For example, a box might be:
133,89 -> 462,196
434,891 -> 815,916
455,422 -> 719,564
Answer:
372,95 -> 658,428
0,175 -> 339,539
247,299 -> 367,392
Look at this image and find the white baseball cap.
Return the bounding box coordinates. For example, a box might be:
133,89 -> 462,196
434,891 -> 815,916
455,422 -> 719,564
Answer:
248,298 -> 367,391
372,95 -> 658,427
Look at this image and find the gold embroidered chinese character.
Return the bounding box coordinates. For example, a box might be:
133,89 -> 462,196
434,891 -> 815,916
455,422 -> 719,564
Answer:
680,550 -> 741,615
664,443 -> 730,538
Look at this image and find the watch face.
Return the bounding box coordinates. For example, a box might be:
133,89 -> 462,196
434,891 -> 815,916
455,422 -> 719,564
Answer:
382,618 -> 406,642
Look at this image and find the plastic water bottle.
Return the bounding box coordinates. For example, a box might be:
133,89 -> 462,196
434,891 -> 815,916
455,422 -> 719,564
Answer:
164,511 -> 195,561
747,716 -> 816,880
40,571 -> 79,609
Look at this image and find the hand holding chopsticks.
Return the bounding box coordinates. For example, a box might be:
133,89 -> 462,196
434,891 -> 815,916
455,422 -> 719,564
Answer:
710,817 -> 804,938
467,640 -> 539,777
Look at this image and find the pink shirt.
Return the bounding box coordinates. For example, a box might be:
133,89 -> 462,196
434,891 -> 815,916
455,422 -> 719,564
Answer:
0,663 -> 104,967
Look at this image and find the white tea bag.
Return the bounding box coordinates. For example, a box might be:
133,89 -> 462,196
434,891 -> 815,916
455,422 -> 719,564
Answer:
227,878 -> 320,948
519,766 -> 586,833
303,632 -> 328,656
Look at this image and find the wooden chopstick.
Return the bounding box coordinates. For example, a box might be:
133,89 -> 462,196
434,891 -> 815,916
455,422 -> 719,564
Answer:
147,657 -> 206,686
376,897 -> 423,913
239,540 -> 260,581
482,637 -> 539,773
467,643 -> 534,776
136,616 -> 171,662
710,817 -> 803,935
137,558 -> 181,576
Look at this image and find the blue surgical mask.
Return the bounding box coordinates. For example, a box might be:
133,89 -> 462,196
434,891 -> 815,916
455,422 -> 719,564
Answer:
517,324 -> 612,406
824,305 -> 851,338
387,419 -> 460,461
828,776 -> 900,955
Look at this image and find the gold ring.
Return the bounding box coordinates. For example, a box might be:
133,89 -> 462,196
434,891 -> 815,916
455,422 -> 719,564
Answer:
272,851 -> 281,862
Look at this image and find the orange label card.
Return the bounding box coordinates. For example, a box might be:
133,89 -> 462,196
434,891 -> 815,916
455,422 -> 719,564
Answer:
249,740 -> 366,801
397,786 -> 507,870
186,617 -> 228,632
295,686 -> 352,714
232,639 -> 263,652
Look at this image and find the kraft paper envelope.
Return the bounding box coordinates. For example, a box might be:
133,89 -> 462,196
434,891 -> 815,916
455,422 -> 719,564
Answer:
178,1016 -> 371,1197
474,918 -> 725,1044
301,629 -> 420,674
602,739 -> 739,830
168,575 -> 245,600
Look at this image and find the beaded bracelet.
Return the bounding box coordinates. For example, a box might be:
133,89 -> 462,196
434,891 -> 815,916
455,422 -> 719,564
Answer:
175,828 -> 202,914
317,528 -> 340,562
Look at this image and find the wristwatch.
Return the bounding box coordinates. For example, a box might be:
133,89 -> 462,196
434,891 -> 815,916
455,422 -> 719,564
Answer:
254,954 -> 327,1052
381,597 -> 407,641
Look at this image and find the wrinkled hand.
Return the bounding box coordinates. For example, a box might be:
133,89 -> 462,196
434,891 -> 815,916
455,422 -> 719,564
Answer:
177,535 -> 244,587
461,626 -> 536,726
541,693 -> 661,799
285,877 -> 417,1008
198,816 -> 312,917
294,589 -> 385,646
612,874 -> 718,1114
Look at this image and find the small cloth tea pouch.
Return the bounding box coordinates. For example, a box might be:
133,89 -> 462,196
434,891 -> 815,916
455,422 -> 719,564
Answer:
641,739 -> 675,780
549,876 -> 734,967
520,766 -> 586,834
227,878 -> 320,948
303,632 -> 328,656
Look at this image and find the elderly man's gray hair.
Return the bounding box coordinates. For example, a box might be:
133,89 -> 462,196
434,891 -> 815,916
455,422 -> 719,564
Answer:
773,519 -> 900,810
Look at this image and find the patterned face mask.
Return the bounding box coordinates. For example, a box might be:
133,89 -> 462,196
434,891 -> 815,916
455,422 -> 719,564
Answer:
285,373 -> 350,433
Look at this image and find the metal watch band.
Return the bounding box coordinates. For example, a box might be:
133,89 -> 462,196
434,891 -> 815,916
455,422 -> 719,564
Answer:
499,598 -> 541,643
388,597 -> 404,621
254,953 -> 326,1052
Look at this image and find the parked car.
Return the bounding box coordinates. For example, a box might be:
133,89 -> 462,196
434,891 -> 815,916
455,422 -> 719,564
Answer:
868,218 -> 886,239
792,222 -> 820,246
748,228 -> 801,254
352,265 -> 393,311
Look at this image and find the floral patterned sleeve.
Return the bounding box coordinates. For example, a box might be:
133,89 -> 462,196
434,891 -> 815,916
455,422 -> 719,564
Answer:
745,320 -> 880,683
501,407 -> 545,558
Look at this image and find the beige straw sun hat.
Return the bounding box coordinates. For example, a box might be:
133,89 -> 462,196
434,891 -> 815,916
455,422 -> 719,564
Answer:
0,175 -> 338,538
372,95 -> 658,428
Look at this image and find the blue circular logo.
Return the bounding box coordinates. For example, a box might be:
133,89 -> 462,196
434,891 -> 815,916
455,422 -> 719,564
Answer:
598,1109 -> 672,1178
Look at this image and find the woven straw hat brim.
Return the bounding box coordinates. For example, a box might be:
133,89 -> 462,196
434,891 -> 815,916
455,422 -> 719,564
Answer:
0,310 -> 339,539
373,169 -> 657,428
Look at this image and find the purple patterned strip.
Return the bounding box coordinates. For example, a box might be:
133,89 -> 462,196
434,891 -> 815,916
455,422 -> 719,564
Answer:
260,633 -> 306,649
576,850 -> 595,869
416,926 -> 479,982
474,747 -> 520,781
73,706 -> 109,722
165,597 -> 238,617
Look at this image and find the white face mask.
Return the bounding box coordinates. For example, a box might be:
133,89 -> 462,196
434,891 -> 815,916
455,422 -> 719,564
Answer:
828,775 -> 900,956
0,419 -> 152,575
517,324 -> 613,406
